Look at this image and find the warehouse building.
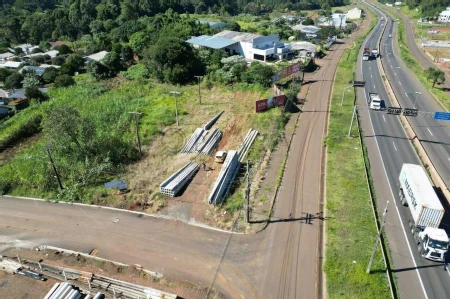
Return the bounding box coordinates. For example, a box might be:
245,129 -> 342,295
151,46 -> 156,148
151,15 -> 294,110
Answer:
186,30 -> 292,62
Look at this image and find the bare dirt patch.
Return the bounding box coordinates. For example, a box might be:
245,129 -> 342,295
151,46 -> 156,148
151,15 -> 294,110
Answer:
1,247 -> 214,299
0,271 -> 57,298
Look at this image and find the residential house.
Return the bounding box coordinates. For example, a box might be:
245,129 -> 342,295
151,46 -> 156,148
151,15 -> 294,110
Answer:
1,61 -> 21,69
438,8 -> 450,23
347,7 -> 362,19
186,30 -> 292,61
0,52 -> 15,61
24,50 -> 59,59
49,41 -> 71,49
84,51 -> 108,63
40,64 -> 61,69
19,66 -> 46,77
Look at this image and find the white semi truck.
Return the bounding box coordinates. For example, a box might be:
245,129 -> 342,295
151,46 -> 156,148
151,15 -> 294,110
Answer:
399,164 -> 449,262
368,93 -> 382,110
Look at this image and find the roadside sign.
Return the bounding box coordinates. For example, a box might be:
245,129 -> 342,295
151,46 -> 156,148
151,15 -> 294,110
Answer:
105,179 -> 127,190
387,107 -> 402,115
434,111 -> 450,121
402,108 -> 419,117
353,81 -> 366,87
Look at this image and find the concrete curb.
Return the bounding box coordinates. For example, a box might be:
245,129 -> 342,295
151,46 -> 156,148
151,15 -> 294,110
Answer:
376,12 -> 450,204
2,195 -> 239,235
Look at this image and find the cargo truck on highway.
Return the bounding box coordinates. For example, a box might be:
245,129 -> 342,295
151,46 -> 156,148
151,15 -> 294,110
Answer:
399,164 -> 449,262
368,93 -> 382,110
371,48 -> 379,58
363,47 -> 371,61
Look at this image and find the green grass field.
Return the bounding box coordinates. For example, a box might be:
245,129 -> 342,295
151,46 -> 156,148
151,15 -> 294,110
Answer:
324,9 -> 393,298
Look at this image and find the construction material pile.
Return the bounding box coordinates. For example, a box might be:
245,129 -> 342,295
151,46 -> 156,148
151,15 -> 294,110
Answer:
208,150 -> 240,205
181,112 -> 224,155
44,282 -> 103,299
160,162 -> 200,197
237,129 -> 259,162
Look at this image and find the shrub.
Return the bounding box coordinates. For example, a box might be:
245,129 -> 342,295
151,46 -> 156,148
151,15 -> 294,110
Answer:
54,74 -> 75,87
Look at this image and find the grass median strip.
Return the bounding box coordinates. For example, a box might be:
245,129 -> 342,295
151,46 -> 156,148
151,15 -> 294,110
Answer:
324,12 -> 393,298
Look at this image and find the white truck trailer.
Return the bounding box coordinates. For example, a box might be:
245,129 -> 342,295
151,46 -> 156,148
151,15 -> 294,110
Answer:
368,93 -> 382,110
363,47 -> 371,61
371,48 -> 379,58
399,164 -> 449,262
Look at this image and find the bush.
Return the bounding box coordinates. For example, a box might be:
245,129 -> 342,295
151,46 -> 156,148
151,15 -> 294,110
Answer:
5,73 -> 24,89
51,55 -> 67,66
54,74 -> 75,87
43,67 -> 60,83
120,63 -> 149,80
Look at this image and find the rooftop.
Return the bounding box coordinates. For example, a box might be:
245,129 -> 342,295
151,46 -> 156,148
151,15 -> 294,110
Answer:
85,51 -> 109,62
24,50 -> 59,59
0,52 -> 14,60
2,61 -> 21,68
290,41 -> 317,52
214,30 -> 261,43
186,35 -> 238,49
19,66 -> 46,76
291,24 -> 320,33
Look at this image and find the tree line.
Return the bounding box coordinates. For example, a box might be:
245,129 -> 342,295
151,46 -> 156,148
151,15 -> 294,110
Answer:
0,0 -> 349,45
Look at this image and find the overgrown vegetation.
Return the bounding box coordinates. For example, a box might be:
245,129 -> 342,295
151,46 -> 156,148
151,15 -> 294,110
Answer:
324,10 -> 392,298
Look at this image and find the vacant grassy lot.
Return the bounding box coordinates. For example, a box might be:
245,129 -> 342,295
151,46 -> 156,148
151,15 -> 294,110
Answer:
324,10 -> 392,298
0,73 -> 285,225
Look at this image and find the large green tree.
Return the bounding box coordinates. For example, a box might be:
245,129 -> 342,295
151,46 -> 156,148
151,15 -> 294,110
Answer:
426,67 -> 445,88
145,36 -> 202,84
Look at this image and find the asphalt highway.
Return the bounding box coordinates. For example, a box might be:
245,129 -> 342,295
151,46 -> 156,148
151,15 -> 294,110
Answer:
359,2 -> 450,298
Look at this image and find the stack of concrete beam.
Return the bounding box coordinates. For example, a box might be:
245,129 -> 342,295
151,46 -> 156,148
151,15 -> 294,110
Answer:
44,282 -> 97,299
208,150 -> 240,205
237,129 -> 259,162
181,128 -> 206,153
160,162 -> 200,197
195,128 -> 222,155
203,111 -> 224,130
181,128 -> 222,155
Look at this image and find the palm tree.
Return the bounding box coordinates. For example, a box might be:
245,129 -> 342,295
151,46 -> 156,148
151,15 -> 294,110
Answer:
426,67 -> 445,88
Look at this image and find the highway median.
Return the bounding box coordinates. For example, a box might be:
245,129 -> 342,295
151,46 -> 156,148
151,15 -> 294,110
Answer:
324,10 -> 394,298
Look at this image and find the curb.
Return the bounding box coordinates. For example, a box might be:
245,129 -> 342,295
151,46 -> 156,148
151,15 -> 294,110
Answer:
2,195 -> 238,235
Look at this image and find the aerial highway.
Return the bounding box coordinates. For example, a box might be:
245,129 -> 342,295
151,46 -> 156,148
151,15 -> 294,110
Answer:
359,2 -> 450,298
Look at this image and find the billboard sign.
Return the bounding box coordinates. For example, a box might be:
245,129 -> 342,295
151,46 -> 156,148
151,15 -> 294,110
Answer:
255,95 -> 286,113
273,63 -> 301,82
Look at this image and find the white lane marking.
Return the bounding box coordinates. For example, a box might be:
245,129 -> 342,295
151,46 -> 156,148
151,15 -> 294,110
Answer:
395,73 -> 397,76
371,74 -> 373,78
364,92 -> 430,299
373,85 -> 376,89
392,142 -> 397,151
448,158 -> 450,162
383,115 -> 386,122
405,92 -> 409,98
399,81 -> 402,85
427,128 -> 433,136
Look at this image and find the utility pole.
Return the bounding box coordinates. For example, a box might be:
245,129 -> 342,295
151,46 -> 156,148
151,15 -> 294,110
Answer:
129,112 -> 142,156
194,75 -> 203,104
45,145 -> 63,190
245,160 -> 250,223
348,105 -> 357,137
170,91 -> 181,126
367,201 -> 389,274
